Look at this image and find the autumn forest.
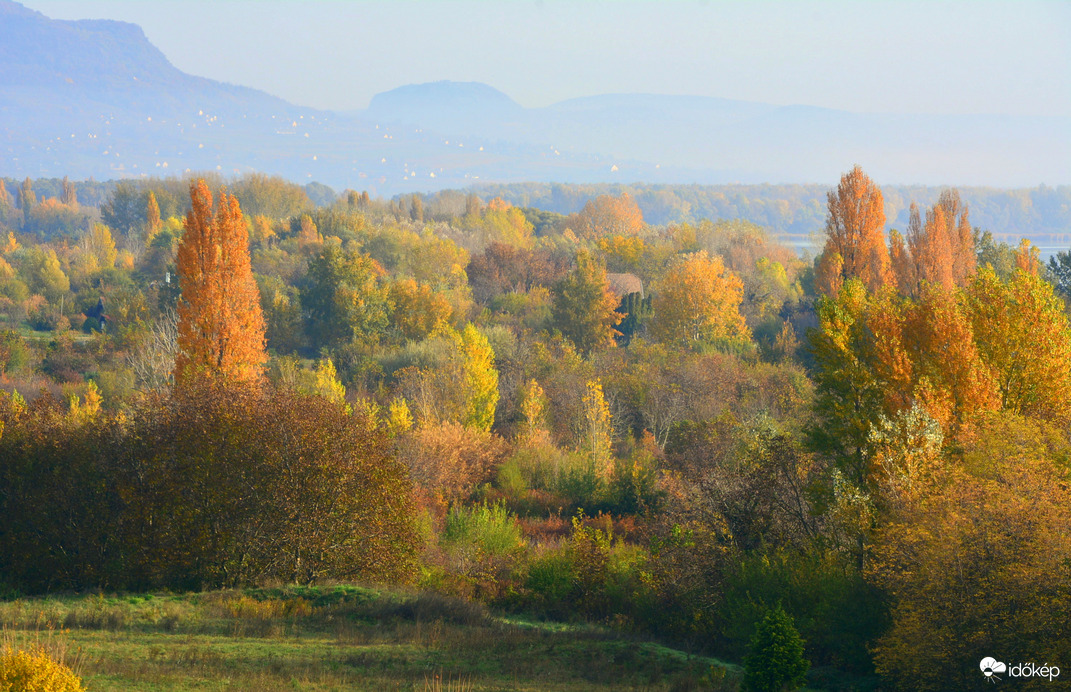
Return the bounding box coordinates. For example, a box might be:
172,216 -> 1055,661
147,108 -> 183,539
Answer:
0,166 -> 1069,691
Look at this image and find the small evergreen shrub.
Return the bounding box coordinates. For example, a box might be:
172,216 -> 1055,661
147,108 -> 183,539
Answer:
742,606 -> 809,692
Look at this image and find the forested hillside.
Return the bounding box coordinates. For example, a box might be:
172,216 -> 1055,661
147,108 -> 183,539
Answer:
0,167 -> 1068,690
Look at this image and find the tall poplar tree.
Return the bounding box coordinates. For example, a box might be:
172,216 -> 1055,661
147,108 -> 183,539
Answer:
61,176 -> 77,206
815,165 -> 889,294
17,177 -> 36,226
174,180 -> 267,386
460,324 -> 498,432
145,190 -> 163,244
897,190 -> 975,295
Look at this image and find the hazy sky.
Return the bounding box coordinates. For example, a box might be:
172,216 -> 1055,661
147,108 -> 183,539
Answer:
18,0 -> 1071,116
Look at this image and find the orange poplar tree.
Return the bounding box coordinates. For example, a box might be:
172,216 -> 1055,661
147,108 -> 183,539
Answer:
174,180 -> 267,386
815,165 -> 890,294
896,190 -> 976,295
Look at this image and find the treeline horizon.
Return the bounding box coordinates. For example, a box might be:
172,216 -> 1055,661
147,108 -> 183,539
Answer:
4,174 -> 1070,245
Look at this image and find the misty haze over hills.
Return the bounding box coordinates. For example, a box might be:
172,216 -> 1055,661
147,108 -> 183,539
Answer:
1,0 -> 1068,196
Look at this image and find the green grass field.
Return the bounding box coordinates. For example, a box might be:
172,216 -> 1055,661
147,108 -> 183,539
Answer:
0,585 -> 739,691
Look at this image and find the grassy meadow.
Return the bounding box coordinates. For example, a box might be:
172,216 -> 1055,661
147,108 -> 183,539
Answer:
0,585 -> 738,691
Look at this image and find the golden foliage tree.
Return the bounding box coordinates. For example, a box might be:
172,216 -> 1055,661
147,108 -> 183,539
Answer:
145,190 -> 163,245
1014,238 -> 1040,274
466,198 -> 534,248
869,414 -> 1071,690
250,215 -> 276,248
297,213 -> 323,251
887,227 -> 913,295
816,165 -> 889,294
309,357 -> 347,407
904,283 -> 999,432
388,278 -> 452,341
570,192 -> 645,239
941,189 -> 976,286
460,323 -> 499,432
964,265 -> 1071,423
580,379 -> 613,479
651,251 -> 749,347
84,223 -> 117,270
174,180 -> 267,386
518,378 -> 550,445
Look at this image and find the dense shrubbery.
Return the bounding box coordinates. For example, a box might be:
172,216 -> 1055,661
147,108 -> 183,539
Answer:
0,381 -> 418,593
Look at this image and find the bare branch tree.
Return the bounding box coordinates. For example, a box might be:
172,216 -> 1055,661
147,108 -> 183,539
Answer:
128,307 -> 179,390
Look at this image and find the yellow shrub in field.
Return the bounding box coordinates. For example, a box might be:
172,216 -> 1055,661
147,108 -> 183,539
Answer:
0,645 -> 85,692
224,596 -> 314,619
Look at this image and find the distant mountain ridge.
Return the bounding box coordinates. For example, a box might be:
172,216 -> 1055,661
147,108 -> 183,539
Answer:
1,0 -> 1068,194
0,1 -> 287,109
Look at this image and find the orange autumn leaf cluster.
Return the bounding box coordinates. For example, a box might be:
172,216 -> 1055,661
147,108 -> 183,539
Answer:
569,192 -> 645,239
813,264 -> 1071,476
817,166 -> 977,299
890,190 -> 975,295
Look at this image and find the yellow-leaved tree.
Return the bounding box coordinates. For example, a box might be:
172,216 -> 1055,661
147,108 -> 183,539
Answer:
869,413 -> 1071,690
518,378 -> 550,446
174,180 -> 267,386
651,250 -> 749,348
580,379 -> 613,479
145,190 -> 163,245
84,223 -> 117,270
460,323 -> 499,432
964,265 -> 1071,423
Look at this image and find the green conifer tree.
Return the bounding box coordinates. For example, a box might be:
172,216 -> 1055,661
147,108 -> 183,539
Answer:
743,606 -> 809,692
